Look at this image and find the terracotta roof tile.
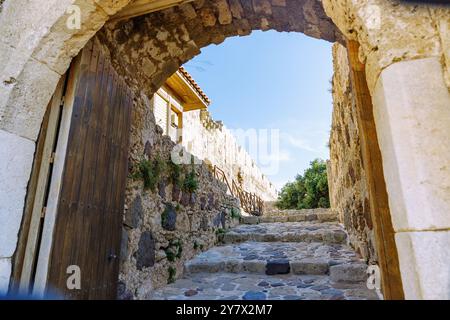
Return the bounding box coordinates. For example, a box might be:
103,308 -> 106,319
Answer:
178,66 -> 211,106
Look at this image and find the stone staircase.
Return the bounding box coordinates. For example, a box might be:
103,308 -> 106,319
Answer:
150,209 -> 379,300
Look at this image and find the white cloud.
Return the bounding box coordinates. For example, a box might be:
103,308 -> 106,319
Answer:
281,132 -> 318,152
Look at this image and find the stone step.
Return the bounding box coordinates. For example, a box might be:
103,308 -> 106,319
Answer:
222,221 -> 347,245
241,210 -> 338,224
262,211 -> 338,223
184,241 -> 367,280
150,272 -> 379,300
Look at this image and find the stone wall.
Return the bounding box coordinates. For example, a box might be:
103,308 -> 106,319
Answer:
182,109 -> 277,201
324,1 -> 450,299
119,127 -> 241,299
328,43 -> 376,263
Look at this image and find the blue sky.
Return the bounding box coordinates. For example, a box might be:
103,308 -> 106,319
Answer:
183,30 -> 333,191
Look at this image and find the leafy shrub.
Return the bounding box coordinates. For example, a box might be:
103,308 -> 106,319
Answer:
277,159 -> 330,209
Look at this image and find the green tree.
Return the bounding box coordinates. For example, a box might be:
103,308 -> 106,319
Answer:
276,159 -> 330,209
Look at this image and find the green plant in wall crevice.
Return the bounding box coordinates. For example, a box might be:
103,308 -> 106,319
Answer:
182,167 -> 198,193
168,160 -> 182,187
167,266 -> 176,284
230,207 -> 241,220
165,239 -> 183,262
133,155 -> 166,192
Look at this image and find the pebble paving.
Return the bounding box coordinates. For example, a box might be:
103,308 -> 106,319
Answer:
150,273 -> 379,300
150,212 -> 379,300
184,241 -> 363,275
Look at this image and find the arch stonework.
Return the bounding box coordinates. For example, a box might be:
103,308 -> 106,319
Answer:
0,0 -> 449,299
97,0 -> 342,101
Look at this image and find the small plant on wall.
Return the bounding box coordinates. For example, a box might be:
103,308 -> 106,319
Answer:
182,168 -> 198,193
165,239 -> 183,262
230,207 -> 241,220
215,227 -> 226,242
132,155 -> 166,191
167,266 -> 176,284
168,160 -> 182,187
183,171 -> 198,192
161,203 -> 177,231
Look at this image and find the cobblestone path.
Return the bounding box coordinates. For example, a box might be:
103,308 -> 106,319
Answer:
150,210 -> 379,300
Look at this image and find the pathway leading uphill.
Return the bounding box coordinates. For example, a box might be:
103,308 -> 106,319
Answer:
150,209 -> 379,300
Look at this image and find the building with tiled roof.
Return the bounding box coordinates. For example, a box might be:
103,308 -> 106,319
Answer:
151,68 -> 277,201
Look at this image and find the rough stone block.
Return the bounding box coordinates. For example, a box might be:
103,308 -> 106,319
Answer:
213,211 -> 226,228
119,227 -> 129,263
0,130 -> 35,258
0,58 -> 60,140
225,259 -> 243,273
291,259 -> 329,275
243,291 -> 266,300
252,0 -> 272,15
242,260 -> 266,273
161,204 -> 177,231
222,232 -> 243,243
241,216 -> 260,224
185,260 -> 225,274
373,57 -> 450,232
0,258 -> 11,294
31,1 -> 110,75
95,0 -> 131,16
329,263 -> 367,283
117,280 -> 133,300
200,7 -> 217,27
322,230 -> 347,244
396,230 -> 450,299
215,0 -> 232,25
124,195 -> 142,228
229,0 -> 244,18
134,231 -> 155,270
265,259 -> 290,275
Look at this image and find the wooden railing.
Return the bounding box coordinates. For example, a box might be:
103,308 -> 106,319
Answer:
212,165 -> 264,216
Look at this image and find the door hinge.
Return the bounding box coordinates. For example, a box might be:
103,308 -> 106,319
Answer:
60,95 -> 65,107
41,207 -> 47,218
49,152 -> 56,164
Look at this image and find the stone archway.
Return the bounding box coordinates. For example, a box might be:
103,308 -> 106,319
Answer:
98,0 -> 342,99
1,0 -> 449,300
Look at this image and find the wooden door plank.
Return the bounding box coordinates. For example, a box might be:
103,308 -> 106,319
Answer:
18,74 -> 66,293
98,77 -> 124,299
83,53 -> 111,299
52,42 -> 100,297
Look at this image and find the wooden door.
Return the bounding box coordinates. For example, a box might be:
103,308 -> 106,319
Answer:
45,39 -> 133,299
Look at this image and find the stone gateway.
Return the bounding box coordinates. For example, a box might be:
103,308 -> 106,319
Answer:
0,0 -> 449,300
